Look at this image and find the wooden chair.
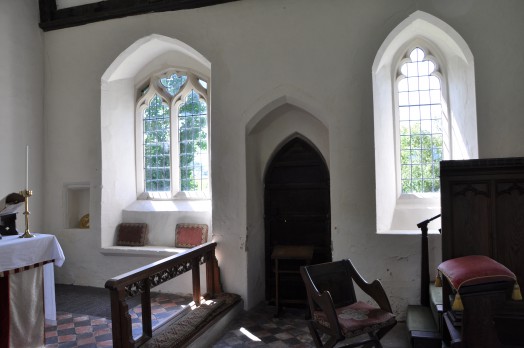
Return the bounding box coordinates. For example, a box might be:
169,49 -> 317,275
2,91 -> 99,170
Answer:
300,259 -> 397,348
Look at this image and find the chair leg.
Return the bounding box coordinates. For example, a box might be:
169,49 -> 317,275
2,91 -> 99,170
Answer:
307,321 -> 341,348
361,333 -> 382,348
375,322 -> 396,340
307,321 -> 324,348
324,336 -> 338,348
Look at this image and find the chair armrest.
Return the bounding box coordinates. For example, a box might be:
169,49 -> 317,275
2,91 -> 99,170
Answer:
313,290 -> 343,334
366,279 -> 393,313
346,259 -> 393,313
301,266 -> 342,335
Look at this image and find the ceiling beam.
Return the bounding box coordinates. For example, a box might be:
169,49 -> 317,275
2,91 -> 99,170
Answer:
39,0 -> 240,31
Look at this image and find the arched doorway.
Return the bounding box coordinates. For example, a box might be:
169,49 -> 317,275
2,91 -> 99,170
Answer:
264,137 -> 331,306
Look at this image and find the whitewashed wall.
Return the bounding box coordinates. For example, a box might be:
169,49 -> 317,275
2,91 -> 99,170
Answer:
0,1 -> 44,232
39,0 -> 524,318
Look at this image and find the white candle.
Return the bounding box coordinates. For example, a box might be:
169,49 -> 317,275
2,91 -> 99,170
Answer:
26,145 -> 29,190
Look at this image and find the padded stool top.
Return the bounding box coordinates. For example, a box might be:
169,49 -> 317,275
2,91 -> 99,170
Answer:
437,255 -> 516,291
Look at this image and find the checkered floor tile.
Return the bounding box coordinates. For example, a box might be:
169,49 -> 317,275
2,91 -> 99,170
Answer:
45,287 -> 409,347
45,293 -> 191,348
212,305 -> 314,347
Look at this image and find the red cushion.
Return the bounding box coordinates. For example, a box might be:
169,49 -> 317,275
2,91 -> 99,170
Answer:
116,223 -> 148,246
438,255 -> 516,291
175,224 -> 208,248
314,301 -> 396,338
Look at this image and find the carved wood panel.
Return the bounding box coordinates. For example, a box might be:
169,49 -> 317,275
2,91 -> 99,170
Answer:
448,183 -> 491,259
495,181 -> 524,287
441,158 -> 524,288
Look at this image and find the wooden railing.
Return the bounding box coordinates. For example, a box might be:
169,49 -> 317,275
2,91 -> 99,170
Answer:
105,242 -> 221,348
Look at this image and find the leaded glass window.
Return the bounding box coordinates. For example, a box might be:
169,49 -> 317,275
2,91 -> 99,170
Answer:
179,90 -> 209,191
143,94 -> 171,192
398,47 -> 443,194
161,73 -> 187,96
137,70 -> 209,198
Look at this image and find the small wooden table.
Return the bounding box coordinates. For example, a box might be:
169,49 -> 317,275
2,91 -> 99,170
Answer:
271,245 -> 314,317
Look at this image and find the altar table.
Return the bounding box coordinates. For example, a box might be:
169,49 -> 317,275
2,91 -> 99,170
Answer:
0,234 -> 65,348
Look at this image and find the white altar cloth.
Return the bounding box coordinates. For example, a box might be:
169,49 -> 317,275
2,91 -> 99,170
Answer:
0,234 -> 65,348
0,234 -> 65,272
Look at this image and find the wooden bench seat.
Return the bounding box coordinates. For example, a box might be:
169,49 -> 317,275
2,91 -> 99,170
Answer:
407,305 -> 441,348
407,283 -> 443,348
142,293 -> 241,348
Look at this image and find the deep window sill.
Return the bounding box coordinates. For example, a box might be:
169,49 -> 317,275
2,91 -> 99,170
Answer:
124,199 -> 211,212
377,194 -> 441,234
376,229 -> 441,235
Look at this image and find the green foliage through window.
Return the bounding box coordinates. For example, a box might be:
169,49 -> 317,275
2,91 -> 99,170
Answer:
140,71 -> 209,195
143,94 -> 171,192
398,48 -> 443,194
160,73 -> 187,96
179,90 -> 208,191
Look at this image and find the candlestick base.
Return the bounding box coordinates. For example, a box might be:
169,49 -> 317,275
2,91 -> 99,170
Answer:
19,230 -> 34,238
19,189 -> 34,238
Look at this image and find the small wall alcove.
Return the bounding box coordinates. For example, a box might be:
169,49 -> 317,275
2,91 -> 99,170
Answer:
64,183 -> 90,229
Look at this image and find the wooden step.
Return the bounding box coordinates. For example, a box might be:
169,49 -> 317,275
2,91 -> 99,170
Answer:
407,305 -> 442,348
429,282 -> 443,331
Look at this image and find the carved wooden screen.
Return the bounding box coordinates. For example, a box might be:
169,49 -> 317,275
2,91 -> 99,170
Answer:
440,157 -> 524,288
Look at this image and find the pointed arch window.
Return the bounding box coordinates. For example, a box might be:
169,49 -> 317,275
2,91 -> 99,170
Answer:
397,47 -> 445,194
372,11 -> 478,233
136,70 -> 209,199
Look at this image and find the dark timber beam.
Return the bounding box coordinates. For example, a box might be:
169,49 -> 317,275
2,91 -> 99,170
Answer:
39,0 -> 240,31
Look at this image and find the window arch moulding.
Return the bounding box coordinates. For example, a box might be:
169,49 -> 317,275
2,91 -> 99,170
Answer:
372,11 -> 478,234
100,34 -> 212,249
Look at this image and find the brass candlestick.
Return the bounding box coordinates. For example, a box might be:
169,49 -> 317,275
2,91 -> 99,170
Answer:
19,189 -> 34,238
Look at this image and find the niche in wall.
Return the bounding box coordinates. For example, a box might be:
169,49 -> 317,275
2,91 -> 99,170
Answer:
64,183 -> 90,229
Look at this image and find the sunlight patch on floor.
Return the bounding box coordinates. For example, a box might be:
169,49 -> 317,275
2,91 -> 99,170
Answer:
240,327 -> 262,342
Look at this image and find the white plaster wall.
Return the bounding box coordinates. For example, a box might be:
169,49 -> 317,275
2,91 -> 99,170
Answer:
0,1 -> 44,232
41,0 -> 524,318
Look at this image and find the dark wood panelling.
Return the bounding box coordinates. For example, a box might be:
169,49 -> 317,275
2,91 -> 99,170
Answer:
440,159 -> 524,348
441,157 -> 524,288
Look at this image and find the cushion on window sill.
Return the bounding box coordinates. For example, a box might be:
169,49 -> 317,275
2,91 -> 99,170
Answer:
175,223 -> 208,248
313,301 -> 396,338
116,223 -> 148,247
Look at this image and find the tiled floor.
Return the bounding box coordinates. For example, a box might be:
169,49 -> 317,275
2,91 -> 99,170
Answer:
45,292 -> 192,348
45,285 -> 410,347
213,305 -> 314,347
215,305 -> 410,348
45,313 -> 113,348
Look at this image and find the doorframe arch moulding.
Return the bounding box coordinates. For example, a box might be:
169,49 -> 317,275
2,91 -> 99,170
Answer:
245,84 -> 331,136
244,85 -> 330,308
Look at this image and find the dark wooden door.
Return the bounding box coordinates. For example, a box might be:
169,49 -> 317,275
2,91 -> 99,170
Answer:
264,137 -> 331,303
